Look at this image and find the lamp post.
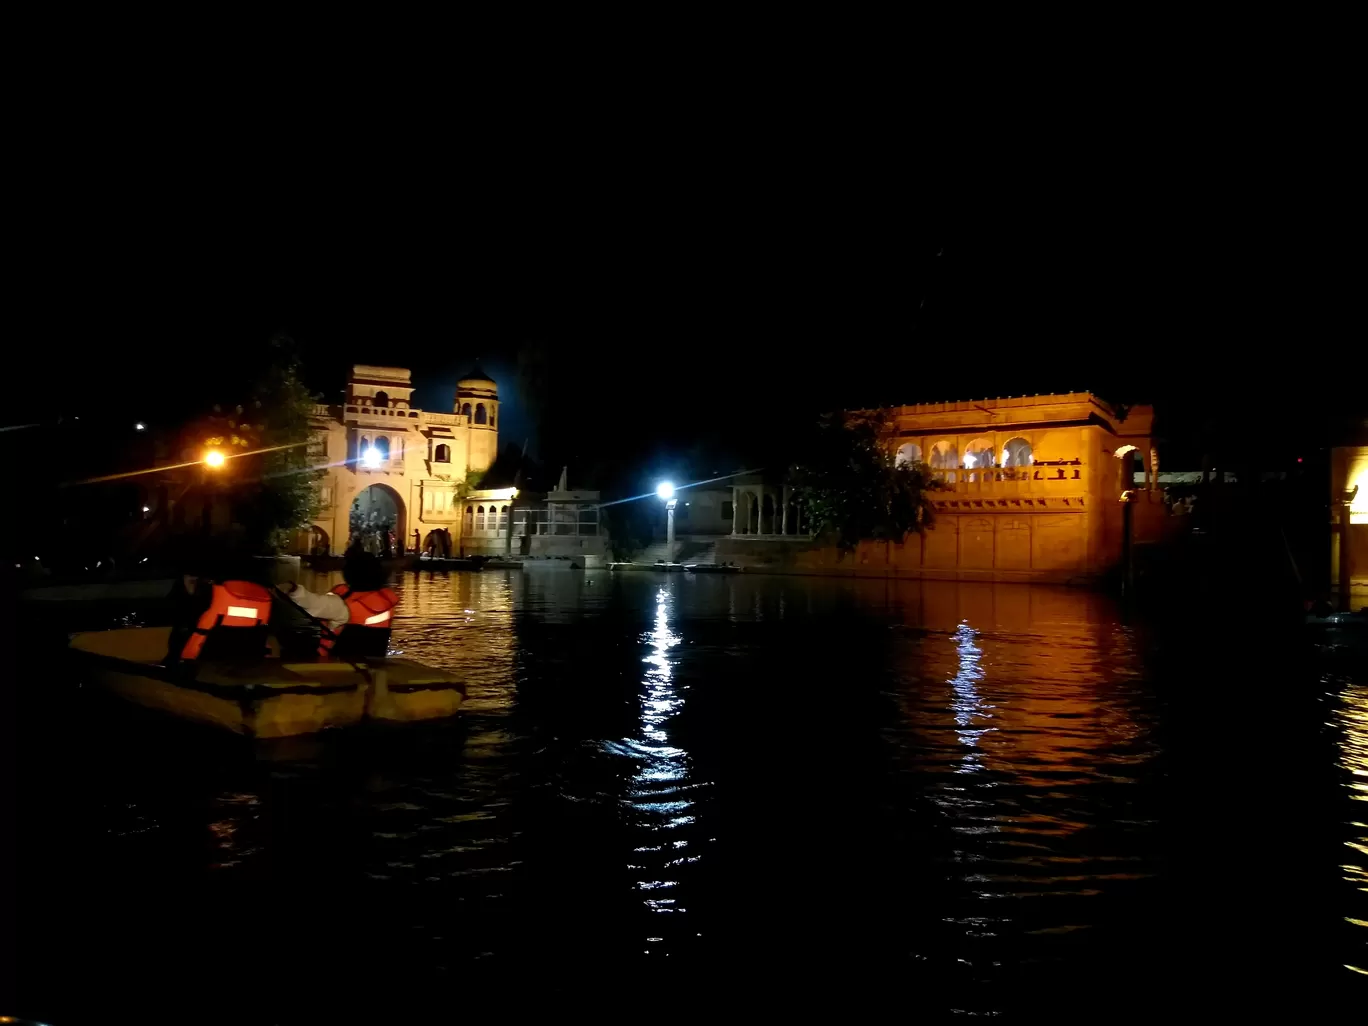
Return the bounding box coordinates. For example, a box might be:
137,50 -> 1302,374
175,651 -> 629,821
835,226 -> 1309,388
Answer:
657,482 -> 677,563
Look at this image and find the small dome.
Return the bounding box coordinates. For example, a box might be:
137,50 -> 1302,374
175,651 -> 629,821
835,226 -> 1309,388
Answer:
458,365 -> 495,385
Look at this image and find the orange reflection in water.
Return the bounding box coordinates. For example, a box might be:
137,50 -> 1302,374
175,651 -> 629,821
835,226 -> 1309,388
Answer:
1334,676 -> 1368,976
890,582 -> 1151,803
303,568 -> 520,715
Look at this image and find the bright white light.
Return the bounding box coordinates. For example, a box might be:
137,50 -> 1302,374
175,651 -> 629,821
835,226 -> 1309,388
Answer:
141,506 -> 150,513
964,453 -> 975,468
362,447 -> 382,468
656,482 -> 675,501
134,422 -> 146,431
203,449 -> 226,468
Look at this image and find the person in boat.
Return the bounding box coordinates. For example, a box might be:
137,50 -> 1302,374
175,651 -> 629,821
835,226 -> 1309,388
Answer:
165,550 -> 275,666
276,550 -> 399,660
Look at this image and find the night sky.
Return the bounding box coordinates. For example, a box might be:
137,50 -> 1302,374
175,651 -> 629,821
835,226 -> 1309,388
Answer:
11,109 -> 1359,493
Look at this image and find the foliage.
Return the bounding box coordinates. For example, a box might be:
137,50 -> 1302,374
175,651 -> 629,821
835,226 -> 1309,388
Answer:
455,467 -> 486,497
788,409 -> 941,552
210,336 -> 322,553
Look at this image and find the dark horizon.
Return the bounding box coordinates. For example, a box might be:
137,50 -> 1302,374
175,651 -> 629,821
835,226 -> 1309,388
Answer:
11,142 -> 1362,487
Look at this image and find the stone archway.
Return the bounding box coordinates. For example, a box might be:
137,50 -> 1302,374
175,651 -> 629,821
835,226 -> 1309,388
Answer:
349,483 -> 407,557
895,442 -> 922,467
964,438 -> 994,481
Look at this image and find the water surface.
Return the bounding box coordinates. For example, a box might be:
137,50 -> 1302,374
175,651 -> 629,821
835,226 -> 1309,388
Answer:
11,572 -> 1365,1018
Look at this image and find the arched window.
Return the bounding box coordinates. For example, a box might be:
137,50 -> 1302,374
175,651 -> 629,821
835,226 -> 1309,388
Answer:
461,403 -> 472,418
929,440 -> 957,482
476,505 -> 486,531
373,436 -> 390,460
475,403 -> 487,425
929,441 -> 958,469
434,443 -> 451,463
964,438 -> 994,478
1002,437 -> 1033,467
964,439 -> 993,468
895,442 -> 922,467
490,409 -> 496,427
463,505 -> 473,532
359,435 -> 370,454
498,505 -> 508,530
373,391 -> 389,408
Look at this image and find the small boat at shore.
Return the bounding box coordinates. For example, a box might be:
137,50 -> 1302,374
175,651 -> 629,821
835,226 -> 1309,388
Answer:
69,627 -> 465,738
685,563 -> 742,574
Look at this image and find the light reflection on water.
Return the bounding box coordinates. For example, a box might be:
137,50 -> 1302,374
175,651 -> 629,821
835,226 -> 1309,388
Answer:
1334,675 -> 1368,976
26,571 -> 1366,1014
621,587 -> 701,912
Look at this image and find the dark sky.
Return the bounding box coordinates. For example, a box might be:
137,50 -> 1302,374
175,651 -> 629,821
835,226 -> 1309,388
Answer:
11,90 -> 1359,489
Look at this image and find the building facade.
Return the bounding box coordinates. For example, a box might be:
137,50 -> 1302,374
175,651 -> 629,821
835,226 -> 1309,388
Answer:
717,392 -> 1162,582
1330,443 -> 1368,608
302,365 -> 502,556
300,364 -> 606,560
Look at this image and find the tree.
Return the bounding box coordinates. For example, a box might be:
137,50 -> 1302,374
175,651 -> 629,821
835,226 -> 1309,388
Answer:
204,336 -> 322,553
788,409 -> 941,552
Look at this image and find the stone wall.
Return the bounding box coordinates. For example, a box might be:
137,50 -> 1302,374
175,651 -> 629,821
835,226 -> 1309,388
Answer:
717,511 -> 1104,584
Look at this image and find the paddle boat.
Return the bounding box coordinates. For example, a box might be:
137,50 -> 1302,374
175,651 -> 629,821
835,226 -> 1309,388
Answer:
68,626 -> 465,738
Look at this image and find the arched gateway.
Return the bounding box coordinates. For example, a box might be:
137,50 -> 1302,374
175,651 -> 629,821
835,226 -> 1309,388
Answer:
349,483 -> 406,557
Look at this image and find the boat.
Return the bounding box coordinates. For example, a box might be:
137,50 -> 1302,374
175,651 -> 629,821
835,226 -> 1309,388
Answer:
684,563 -> 742,574
68,627 -> 465,738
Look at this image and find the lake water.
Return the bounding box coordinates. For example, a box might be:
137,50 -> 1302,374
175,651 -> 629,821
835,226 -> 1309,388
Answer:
9,571 -> 1366,1019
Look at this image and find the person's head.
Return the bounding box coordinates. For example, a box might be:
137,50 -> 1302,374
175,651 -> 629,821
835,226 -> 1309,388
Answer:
342,550 -> 388,592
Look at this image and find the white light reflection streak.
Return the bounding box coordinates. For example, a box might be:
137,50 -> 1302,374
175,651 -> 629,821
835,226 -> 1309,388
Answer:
950,621 -> 995,773
625,587 -> 695,911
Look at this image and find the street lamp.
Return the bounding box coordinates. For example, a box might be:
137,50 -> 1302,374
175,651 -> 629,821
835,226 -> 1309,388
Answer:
203,449 -> 226,468
657,482 -> 677,563
362,446 -> 382,469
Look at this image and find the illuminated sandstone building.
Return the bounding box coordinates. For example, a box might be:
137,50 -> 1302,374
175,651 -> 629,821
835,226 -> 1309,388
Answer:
718,392 -> 1162,582
1331,442 -> 1368,608
302,365 -> 506,555
300,364 -> 604,560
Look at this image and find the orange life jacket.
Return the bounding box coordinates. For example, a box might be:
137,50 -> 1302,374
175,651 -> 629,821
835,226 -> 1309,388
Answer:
180,580 -> 274,661
318,585 -> 398,659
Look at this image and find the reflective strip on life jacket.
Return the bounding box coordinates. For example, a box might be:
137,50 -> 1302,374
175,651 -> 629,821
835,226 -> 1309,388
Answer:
180,580 -> 274,660
318,586 -> 399,658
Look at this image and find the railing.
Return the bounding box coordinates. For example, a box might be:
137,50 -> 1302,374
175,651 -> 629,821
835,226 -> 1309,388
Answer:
357,459 -> 406,474
345,405 -> 420,420
894,392 -> 1104,415
424,412 -> 460,425
310,403 -> 334,417
514,507 -> 599,537
927,465 -> 1085,493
